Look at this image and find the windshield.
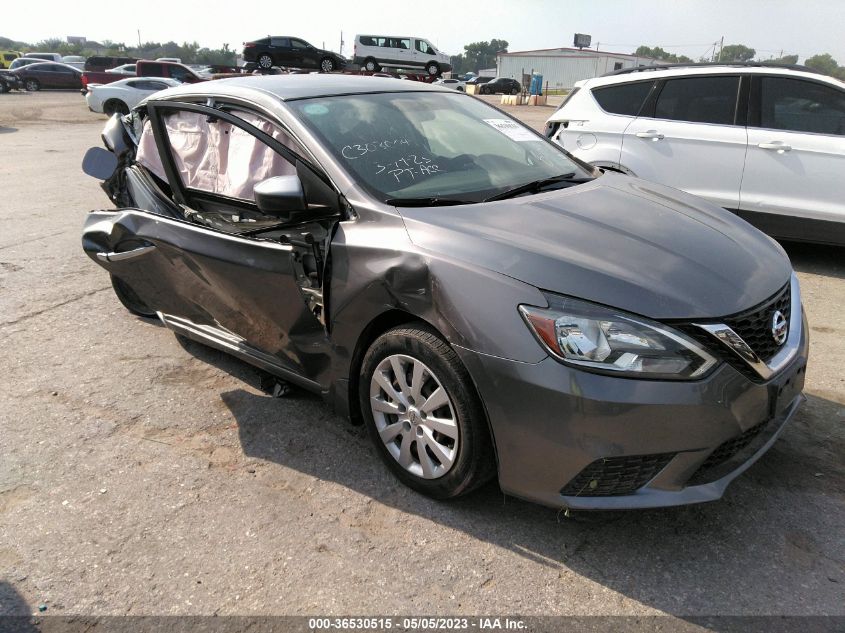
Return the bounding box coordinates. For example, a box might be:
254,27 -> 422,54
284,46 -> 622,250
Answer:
289,91 -> 592,203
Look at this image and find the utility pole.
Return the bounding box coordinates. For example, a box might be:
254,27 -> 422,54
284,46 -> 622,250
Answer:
340,31 -> 344,56
137,30 -> 141,48
717,36 -> 724,62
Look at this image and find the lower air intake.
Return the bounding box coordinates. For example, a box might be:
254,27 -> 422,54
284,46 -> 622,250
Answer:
561,453 -> 675,497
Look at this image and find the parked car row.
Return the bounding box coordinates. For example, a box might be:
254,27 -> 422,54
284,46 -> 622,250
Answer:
545,63 -> 845,245
0,51 -> 92,69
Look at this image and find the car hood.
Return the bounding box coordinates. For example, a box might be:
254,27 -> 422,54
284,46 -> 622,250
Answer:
397,174 -> 792,320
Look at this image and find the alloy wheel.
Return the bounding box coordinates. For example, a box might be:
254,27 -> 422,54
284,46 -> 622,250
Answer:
369,354 -> 459,479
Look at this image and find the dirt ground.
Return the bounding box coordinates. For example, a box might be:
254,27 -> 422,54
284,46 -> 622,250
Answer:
0,90 -> 843,623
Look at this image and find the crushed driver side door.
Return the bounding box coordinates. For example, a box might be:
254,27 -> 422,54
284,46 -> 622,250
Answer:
81,101 -> 343,391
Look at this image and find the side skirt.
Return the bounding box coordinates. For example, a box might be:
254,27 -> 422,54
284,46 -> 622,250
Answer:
730,208 -> 845,246
158,312 -> 323,394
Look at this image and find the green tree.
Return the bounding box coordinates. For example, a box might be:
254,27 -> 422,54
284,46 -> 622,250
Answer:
804,53 -> 840,75
449,53 -> 466,75
462,39 -> 508,72
768,54 -> 799,65
718,44 -> 755,62
0,34 -> 238,65
633,45 -> 691,63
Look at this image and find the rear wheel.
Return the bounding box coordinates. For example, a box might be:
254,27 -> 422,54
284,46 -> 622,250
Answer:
0,80 -> 8,94
360,324 -> 495,499
510,87 -> 519,95
110,275 -> 156,318
257,54 -> 273,69
24,78 -> 39,91
103,99 -> 129,116
364,58 -> 380,72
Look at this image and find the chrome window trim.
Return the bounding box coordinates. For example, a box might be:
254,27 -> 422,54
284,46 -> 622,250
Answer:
693,273 -> 802,381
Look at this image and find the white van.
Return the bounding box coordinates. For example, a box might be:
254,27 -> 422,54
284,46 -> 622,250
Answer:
353,35 -> 451,76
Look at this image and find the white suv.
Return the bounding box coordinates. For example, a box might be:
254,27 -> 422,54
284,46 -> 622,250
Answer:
545,64 -> 845,245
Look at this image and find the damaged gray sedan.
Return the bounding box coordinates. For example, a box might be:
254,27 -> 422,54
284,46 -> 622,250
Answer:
81,75 -> 808,509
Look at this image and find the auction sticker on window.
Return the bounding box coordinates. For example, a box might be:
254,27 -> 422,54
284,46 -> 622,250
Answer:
483,118 -> 540,142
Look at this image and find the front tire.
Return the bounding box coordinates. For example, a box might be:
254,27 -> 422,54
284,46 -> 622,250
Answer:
320,57 -> 336,73
359,324 -> 495,499
364,58 -> 380,72
426,62 -> 440,76
24,78 -> 39,91
257,54 -> 273,69
110,275 -> 156,318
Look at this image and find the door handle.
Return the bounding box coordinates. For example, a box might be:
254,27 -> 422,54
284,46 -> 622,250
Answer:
96,244 -> 156,262
758,141 -> 792,152
636,130 -> 664,140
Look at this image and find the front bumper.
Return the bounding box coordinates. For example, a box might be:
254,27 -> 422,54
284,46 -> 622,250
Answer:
456,313 -> 809,510
1,74 -> 22,89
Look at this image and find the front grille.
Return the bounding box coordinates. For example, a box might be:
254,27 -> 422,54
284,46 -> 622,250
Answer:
723,284 -> 791,363
687,419 -> 771,485
561,453 -> 675,497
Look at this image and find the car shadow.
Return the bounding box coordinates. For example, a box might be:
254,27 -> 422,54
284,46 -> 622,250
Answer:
0,582 -> 38,631
173,337 -> 845,620
0,126 -> 17,134
781,240 -> 845,280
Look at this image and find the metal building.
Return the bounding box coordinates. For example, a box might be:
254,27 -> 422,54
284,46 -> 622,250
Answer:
496,47 -> 657,90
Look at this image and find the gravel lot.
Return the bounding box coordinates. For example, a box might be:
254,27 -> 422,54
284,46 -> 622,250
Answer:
0,90 -> 843,622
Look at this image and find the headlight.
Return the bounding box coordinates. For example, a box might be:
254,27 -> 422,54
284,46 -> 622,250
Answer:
520,294 -> 717,380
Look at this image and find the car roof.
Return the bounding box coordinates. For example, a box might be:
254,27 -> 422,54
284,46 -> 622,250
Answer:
583,64 -> 845,88
153,73 -> 450,102
22,61 -> 80,70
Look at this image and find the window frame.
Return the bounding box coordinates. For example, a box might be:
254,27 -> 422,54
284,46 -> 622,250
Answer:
414,39 -> 434,55
590,79 -> 656,117
639,73 -> 744,127
145,99 -> 334,212
748,73 -> 845,137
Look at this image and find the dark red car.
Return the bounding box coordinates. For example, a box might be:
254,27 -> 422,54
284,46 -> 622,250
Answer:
16,62 -> 82,91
